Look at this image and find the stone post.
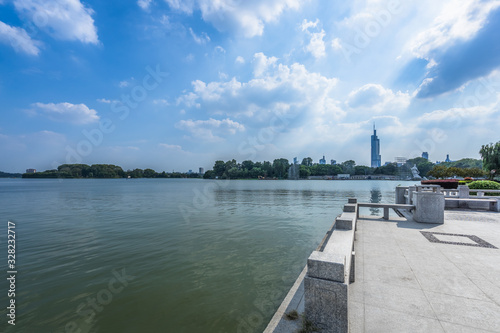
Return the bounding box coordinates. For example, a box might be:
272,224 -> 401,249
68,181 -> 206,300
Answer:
413,191 -> 444,224
407,186 -> 416,205
305,252 -> 348,333
458,185 -> 470,198
395,186 -> 407,204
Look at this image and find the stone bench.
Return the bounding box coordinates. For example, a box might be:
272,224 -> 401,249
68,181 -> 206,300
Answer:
356,203 -> 415,220
445,197 -> 500,212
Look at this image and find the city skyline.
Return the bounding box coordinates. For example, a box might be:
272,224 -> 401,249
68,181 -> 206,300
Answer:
1,1 -> 500,173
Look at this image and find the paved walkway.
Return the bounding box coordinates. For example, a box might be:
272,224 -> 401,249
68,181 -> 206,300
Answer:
265,210 -> 500,332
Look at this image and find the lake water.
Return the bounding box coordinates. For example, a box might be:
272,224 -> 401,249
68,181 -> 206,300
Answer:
0,179 -> 415,333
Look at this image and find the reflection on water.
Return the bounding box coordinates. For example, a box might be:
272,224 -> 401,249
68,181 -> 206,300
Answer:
0,179 -> 415,333
370,187 -> 382,215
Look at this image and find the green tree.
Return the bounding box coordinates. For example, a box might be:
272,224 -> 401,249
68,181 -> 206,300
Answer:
213,160 -> 226,177
301,157 -> 313,167
340,160 -> 356,175
143,168 -> 157,178
261,161 -> 273,177
272,158 -> 289,178
354,165 -> 372,175
299,165 -> 311,178
241,160 -> 254,171
480,142 -> 500,179
428,165 -> 450,179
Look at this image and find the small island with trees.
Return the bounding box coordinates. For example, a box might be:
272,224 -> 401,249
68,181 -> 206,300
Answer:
20,164 -> 201,179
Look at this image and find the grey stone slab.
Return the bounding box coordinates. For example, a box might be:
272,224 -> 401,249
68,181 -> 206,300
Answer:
363,281 -> 437,319
307,251 -> 345,283
425,290 -> 500,332
363,263 -> 420,289
363,251 -> 410,269
348,301 -> 364,333
440,321 -> 495,333
364,304 -> 444,333
336,217 -> 354,230
413,267 -> 489,301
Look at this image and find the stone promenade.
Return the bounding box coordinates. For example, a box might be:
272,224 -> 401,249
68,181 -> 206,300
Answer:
265,209 -> 500,332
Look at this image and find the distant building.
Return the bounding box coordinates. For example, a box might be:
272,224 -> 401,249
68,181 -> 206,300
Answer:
188,169 -> 193,174
199,167 -> 204,174
445,154 -> 451,163
319,155 -> 326,165
26,169 -> 36,173
371,125 -> 381,168
395,157 -> 407,166
331,159 -> 337,165
422,152 -> 429,160
293,157 -> 298,165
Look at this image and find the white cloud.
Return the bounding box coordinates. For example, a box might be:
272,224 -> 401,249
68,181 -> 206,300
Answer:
159,143 -> 183,150
163,0 -> 195,13
407,0 -> 500,60
119,78 -> 134,87
13,0 -> 99,44
153,99 -> 169,105
331,37 -> 342,50
253,52 -> 278,77
0,21 -> 41,55
189,27 -> 210,44
138,0 -> 153,10
417,99 -> 499,125
235,56 -> 245,64
97,98 -> 111,103
164,0 -> 301,37
346,83 -> 411,113
32,102 -> 100,125
177,53 -> 342,127
176,118 -> 245,142
305,30 -> 326,59
300,18 -> 319,31
300,19 -> 326,59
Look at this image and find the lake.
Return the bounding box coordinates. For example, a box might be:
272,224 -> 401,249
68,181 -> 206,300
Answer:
0,178 -> 415,333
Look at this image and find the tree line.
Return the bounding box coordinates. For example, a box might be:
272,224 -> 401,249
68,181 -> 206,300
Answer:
21,164 -> 201,179
203,156 -> 485,180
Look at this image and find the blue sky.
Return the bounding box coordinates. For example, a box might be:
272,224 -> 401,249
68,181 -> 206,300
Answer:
1,0 -> 500,173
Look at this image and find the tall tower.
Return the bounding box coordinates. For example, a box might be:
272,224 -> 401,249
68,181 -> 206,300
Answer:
371,124 -> 381,168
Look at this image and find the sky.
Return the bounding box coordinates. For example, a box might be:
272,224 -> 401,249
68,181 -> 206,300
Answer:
1,0 -> 500,173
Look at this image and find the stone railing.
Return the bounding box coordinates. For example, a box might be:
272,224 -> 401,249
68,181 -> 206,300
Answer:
399,185 -> 500,212
304,198 -> 357,333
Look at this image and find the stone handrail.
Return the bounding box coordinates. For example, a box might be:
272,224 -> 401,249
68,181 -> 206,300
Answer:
304,198 -> 357,332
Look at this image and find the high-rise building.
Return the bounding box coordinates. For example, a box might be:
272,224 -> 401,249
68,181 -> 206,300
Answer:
371,125 -> 381,168
445,154 -> 451,163
199,167 -> 204,174
319,155 -> 326,164
422,152 -> 429,160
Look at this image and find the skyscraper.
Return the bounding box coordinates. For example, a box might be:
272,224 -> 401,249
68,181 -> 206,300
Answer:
371,125 -> 381,168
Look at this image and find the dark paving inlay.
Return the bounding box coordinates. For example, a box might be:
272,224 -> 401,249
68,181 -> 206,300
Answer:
420,231 -> 497,249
